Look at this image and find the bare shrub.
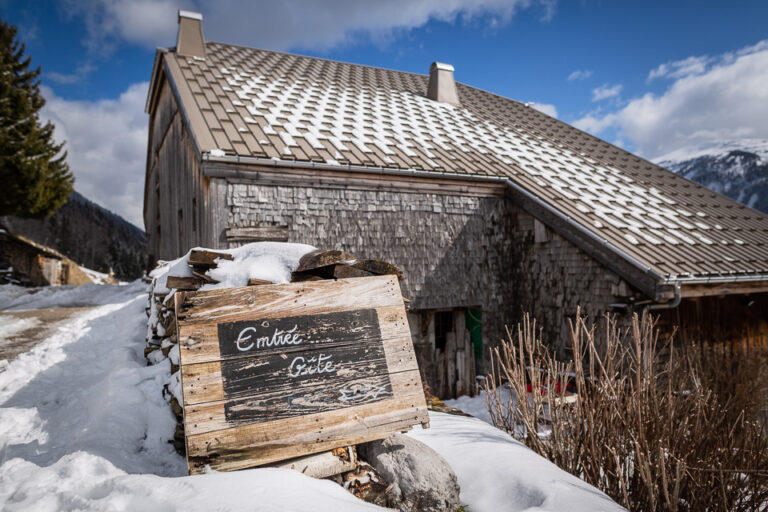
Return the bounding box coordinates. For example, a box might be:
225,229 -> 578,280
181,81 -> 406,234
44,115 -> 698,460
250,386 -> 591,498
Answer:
484,311 -> 768,511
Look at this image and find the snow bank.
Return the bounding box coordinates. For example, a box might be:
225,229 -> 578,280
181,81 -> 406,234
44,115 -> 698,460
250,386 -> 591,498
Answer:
444,386 -> 511,425
0,282 -> 139,311
410,413 -> 622,512
0,317 -> 39,345
0,452 -> 382,512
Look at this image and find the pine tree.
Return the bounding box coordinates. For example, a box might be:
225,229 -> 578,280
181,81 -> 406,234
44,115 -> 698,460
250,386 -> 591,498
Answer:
0,17 -> 73,218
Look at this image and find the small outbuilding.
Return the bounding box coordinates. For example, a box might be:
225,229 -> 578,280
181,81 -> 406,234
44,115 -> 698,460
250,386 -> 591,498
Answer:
143,12 -> 768,395
0,226 -> 94,286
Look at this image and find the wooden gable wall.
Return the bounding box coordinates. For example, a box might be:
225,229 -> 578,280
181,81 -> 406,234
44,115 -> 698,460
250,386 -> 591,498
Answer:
145,69 -> 211,263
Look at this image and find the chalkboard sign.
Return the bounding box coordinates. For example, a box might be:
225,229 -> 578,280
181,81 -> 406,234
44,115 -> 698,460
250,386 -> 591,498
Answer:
175,275 -> 429,474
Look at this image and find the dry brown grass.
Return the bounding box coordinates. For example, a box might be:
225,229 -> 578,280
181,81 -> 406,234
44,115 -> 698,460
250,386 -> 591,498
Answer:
484,311 -> 768,511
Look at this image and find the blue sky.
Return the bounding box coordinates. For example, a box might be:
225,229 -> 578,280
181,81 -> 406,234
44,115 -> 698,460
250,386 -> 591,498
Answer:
2,0 -> 768,227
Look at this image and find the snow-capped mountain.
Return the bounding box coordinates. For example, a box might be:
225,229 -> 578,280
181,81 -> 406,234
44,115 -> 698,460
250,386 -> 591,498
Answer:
655,139 -> 768,215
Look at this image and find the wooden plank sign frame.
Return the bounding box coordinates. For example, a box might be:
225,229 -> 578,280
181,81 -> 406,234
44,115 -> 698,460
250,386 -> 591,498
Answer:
175,275 -> 429,474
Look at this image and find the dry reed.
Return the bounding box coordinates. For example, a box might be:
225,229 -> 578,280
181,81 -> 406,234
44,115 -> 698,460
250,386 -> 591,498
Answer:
484,311 -> 768,511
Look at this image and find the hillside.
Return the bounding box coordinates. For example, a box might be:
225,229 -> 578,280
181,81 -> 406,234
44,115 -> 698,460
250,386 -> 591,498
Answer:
656,139 -> 768,215
0,191 -> 147,280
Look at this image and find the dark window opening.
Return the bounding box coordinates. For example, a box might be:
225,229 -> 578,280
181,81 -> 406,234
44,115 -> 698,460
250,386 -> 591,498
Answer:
434,310 -> 454,351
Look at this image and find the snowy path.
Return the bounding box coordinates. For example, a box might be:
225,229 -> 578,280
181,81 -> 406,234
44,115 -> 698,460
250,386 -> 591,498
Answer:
0,307 -> 95,366
0,282 -> 622,511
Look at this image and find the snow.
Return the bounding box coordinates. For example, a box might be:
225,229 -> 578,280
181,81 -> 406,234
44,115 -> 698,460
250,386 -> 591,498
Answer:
0,453 -> 384,512
0,262 -> 620,510
78,265 -> 111,285
410,413 -> 622,512
0,317 -> 39,345
444,387 -> 503,425
152,242 -> 315,294
209,148 -> 226,157
0,282 -> 138,311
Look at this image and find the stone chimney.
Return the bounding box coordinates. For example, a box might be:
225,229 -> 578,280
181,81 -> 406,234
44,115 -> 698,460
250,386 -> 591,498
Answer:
176,10 -> 206,59
427,62 -> 460,106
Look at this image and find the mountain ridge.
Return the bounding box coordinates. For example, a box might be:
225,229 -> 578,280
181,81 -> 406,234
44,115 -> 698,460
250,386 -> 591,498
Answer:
655,139 -> 768,215
1,191 -> 147,280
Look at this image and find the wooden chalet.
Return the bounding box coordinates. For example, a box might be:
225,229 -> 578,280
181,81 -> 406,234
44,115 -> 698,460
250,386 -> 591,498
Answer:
143,12 -> 768,395
0,225 -> 94,286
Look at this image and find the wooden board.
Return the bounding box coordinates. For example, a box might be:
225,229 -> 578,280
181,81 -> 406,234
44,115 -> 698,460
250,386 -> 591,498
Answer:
225,225 -> 289,242
176,275 -> 429,474
188,249 -> 233,267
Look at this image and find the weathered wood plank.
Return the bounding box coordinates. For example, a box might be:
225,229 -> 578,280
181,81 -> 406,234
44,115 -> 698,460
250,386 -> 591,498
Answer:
177,275 -> 428,474
247,278 -> 273,286
269,446 -> 356,478
296,249 -> 357,272
225,225 -> 289,242
184,368 -> 422,435
185,392 -> 428,474
290,272 -> 325,282
176,274 -> 401,328
333,265 -> 373,279
166,276 -> 204,291
188,249 -> 234,267
191,269 -> 217,284
351,259 -> 403,280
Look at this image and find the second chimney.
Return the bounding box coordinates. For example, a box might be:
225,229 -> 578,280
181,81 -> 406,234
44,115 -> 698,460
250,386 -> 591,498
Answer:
176,10 -> 206,59
427,62 -> 460,106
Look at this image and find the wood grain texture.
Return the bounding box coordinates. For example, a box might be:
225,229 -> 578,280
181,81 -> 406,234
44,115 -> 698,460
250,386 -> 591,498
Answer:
225,225 -> 289,242
166,276 -> 204,291
176,275 -> 428,474
188,249 -> 233,267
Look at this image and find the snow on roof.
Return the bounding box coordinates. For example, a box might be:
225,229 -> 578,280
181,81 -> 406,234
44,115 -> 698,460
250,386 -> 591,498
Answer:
157,43 -> 768,281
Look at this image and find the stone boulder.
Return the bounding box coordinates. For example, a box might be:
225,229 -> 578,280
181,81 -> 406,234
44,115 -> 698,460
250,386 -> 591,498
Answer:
358,434 -> 461,512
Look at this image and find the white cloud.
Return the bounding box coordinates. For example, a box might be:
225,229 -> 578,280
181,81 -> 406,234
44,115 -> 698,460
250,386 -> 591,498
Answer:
47,62 -> 96,85
41,83 -> 149,228
574,40 -> 768,159
65,0 -> 552,52
591,83 -> 622,102
567,69 -> 592,81
530,102 -> 558,118
647,55 -> 710,81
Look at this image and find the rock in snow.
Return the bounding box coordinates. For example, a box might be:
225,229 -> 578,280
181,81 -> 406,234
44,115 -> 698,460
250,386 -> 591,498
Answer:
359,434 -> 460,512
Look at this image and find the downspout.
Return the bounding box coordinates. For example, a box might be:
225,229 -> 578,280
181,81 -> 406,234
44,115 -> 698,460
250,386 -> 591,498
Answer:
648,281 -> 681,311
